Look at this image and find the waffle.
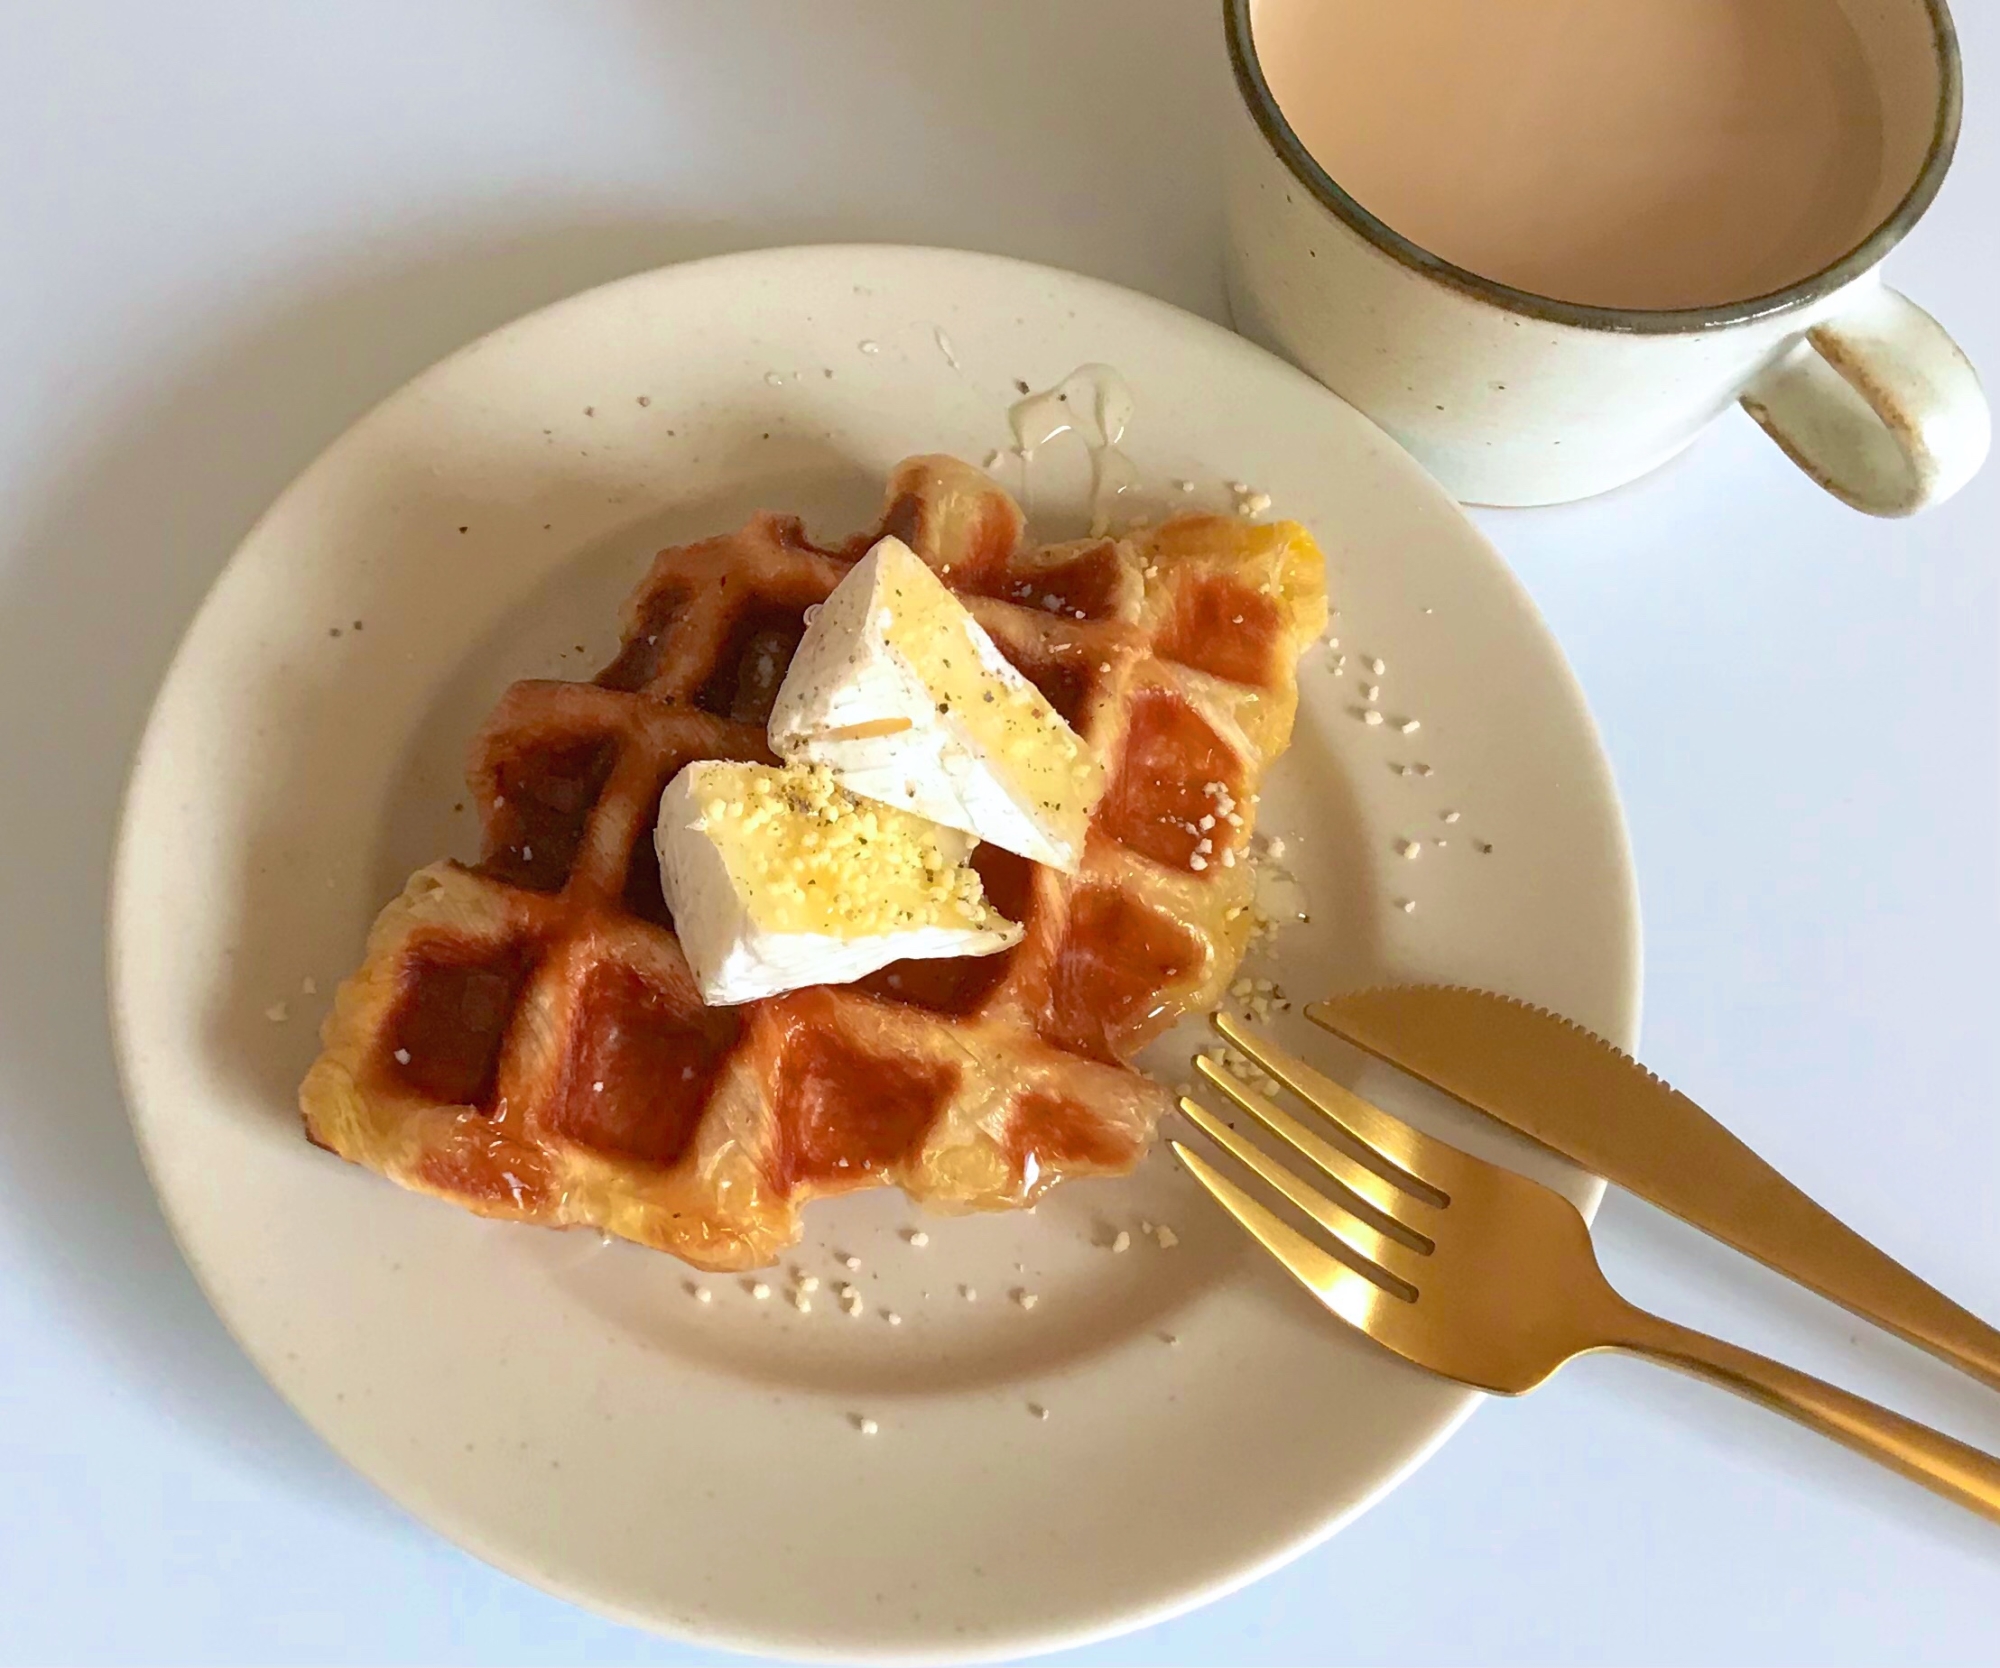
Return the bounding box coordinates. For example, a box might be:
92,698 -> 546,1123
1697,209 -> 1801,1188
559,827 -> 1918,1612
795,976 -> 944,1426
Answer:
301,456 -> 1328,1269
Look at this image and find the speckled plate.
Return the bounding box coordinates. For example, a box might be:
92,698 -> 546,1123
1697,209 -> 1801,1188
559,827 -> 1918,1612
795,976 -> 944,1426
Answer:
109,246 -> 1638,1662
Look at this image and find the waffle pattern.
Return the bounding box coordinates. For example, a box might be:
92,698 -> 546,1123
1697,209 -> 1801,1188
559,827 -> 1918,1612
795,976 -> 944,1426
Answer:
301,456 -> 1328,1268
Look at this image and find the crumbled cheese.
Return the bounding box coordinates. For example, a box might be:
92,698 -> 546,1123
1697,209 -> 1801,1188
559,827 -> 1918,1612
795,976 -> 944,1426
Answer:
1154,1225 -> 1179,1249
1397,838 -> 1423,860
392,1047 -> 411,1064
854,1415 -> 879,1435
300,976 -> 317,996
264,1001 -> 288,1023
1217,1044 -> 1283,1098
884,1311 -> 903,1326
1398,718 -> 1422,734
905,1229 -> 929,1247
750,1281 -> 771,1301
1363,710 -> 1384,727
1014,1289 -> 1039,1310
1111,1230 -> 1131,1254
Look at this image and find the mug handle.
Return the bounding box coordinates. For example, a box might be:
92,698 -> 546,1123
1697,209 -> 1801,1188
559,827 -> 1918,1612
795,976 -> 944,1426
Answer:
1740,282 -> 1990,516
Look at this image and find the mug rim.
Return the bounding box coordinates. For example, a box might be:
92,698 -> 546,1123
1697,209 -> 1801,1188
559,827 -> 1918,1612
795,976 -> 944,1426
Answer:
1223,0 -> 1964,336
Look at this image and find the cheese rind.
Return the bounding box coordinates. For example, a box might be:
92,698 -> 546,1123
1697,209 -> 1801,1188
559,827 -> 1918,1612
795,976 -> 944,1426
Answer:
767,536 -> 1103,872
655,758 -> 1023,1006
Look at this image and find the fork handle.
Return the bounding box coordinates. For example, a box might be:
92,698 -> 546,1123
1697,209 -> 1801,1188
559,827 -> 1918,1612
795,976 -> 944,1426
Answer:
1604,1301 -> 2000,1525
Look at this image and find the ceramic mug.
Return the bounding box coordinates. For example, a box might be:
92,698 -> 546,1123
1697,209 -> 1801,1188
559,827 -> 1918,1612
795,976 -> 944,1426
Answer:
1221,0 -> 1990,514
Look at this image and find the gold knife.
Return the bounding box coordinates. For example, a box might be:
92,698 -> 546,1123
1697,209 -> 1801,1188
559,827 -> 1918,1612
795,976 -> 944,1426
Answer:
1306,984 -> 2000,1391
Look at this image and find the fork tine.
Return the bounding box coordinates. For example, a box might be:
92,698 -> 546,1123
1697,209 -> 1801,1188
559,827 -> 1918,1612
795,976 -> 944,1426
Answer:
1173,1141 -> 1411,1333
1213,1011 -> 1455,1204
1179,1096 -> 1425,1293
1192,1054 -> 1436,1248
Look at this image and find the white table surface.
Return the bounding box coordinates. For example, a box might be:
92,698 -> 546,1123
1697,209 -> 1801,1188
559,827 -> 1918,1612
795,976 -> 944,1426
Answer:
3,3 -> 1995,1662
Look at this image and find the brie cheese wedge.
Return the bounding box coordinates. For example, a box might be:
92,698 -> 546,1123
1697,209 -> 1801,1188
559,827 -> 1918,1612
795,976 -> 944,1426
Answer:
767,535 -> 1104,872
655,758 -> 1023,1006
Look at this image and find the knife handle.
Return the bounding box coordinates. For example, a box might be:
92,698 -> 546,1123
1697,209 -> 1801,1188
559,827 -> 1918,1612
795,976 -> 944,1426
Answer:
1601,1112 -> 2000,1395
1606,1300 -> 2000,1525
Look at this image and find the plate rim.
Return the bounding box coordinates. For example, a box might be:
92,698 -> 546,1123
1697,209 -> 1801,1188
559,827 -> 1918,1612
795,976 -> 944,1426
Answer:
106,241 -> 1640,1663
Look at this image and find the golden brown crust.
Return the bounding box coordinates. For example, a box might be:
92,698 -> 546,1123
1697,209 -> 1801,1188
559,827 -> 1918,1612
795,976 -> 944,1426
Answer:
301,457 -> 1328,1269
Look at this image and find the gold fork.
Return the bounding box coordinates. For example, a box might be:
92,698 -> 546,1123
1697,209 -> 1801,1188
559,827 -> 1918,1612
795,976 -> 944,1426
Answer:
1178,1013 -> 2000,1524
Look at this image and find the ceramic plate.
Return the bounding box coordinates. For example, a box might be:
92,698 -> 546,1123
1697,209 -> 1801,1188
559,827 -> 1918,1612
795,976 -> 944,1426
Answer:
110,246 -> 1638,1661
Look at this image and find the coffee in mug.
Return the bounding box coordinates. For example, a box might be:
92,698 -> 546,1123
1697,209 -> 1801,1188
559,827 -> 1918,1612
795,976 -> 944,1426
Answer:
1224,0 -> 1989,513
